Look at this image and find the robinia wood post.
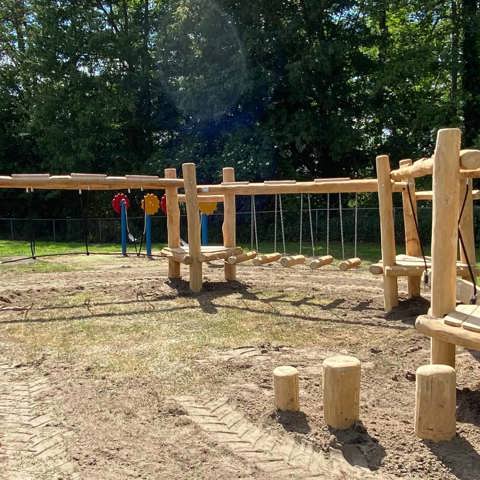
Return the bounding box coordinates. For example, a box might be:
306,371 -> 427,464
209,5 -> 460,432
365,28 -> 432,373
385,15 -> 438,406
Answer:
376,155 -> 399,312
164,167 -> 181,279
459,178 -> 476,277
182,163 -> 203,292
399,159 -> 421,298
415,364 -> 456,441
223,167 -> 237,281
273,366 -> 300,411
322,355 -> 361,429
431,128 -> 461,367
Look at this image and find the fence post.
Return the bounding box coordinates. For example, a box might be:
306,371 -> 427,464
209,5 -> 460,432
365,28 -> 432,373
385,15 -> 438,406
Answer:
10,218 -> 14,240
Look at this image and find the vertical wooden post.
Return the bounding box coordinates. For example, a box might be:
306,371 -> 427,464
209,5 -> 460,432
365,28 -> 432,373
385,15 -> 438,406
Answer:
322,355 -> 361,429
415,364 -> 456,441
459,178 -> 476,275
182,163 -> 202,292
164,168 -> 181,279
273,366 -> 300,412
376,155 -> 399,312
399,159 -> 422,298
431,128 -> 461,367
222,167 -> 237,281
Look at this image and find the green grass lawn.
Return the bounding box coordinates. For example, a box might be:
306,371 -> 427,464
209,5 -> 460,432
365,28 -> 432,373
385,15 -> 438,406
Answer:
0,239 -> 382,263
0,240 -> 166,257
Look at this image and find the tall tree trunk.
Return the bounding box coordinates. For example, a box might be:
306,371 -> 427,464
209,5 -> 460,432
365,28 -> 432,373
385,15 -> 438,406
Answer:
462,0 -> 480,145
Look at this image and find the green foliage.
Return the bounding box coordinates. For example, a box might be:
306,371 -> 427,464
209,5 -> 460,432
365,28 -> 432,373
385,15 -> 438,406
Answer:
0,0 -> 479,217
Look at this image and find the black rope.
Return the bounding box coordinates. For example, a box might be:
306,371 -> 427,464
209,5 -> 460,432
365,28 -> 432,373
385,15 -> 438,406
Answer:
406,184 -> 429,284
458,182 -> 477,303
79,190 -> 90,256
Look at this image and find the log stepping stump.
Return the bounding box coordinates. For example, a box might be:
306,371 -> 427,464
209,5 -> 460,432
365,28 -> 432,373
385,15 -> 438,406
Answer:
415,364 -> 456,441
323,355 -> 361,429
273,365 -> 300,412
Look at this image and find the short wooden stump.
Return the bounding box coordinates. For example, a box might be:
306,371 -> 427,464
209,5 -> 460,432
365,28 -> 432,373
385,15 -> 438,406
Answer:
273,366 -> 300,412
415,364 -> 456,441
323,355 -> 361,429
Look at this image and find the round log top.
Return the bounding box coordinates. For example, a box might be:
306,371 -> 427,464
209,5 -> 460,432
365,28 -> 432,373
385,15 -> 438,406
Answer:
273,365 -> 298,377
323,355 -> 361,369
416,364 -> 455,377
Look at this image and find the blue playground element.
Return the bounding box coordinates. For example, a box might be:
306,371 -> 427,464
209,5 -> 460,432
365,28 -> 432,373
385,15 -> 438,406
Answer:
121,200 -> 127,256
145,214 -> 152,257
201,213 -> 209,246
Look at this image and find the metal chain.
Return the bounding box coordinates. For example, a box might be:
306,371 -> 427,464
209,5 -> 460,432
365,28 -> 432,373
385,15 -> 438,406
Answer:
299,193 -> 303,254
278,194 -> 286,255
326,193 -> 330,255
339,192 -> 345,260
354,193 -> 358,258
307,194 -> 315,256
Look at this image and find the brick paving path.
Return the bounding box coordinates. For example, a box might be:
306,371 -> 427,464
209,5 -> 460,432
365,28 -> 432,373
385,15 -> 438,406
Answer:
176,395 -> 386,479
0,364 -> 79,480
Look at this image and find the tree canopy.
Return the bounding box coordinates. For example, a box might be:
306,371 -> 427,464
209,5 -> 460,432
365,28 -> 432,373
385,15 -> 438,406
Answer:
1,0 -> 479,215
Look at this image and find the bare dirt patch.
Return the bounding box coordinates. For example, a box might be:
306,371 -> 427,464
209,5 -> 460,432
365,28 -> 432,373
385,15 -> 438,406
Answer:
0,255 -> 479,479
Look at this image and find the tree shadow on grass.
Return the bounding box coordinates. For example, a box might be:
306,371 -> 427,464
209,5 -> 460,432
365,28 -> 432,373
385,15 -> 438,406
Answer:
0,278 -> 411,332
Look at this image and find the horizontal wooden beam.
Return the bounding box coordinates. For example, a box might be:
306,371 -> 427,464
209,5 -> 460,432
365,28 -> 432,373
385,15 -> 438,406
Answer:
416,315 -> 480,351
0,173 -> 184,190
391,149 -> 480,181
390,158 -> 433,181
197,179 -> 405,196
178,194 -> 224,203
416,189 -> 480,201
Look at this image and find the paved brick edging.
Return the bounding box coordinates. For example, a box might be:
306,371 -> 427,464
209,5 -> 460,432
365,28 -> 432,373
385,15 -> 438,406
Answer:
0,364 -> 79,480
175,395 -> 382,479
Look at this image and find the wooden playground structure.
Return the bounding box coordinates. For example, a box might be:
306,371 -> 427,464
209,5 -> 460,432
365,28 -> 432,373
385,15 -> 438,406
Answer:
2,128 -> 480,445
163,165 -> 409,292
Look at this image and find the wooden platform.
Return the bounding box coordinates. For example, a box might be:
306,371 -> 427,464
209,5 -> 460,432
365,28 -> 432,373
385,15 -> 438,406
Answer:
369,254 -> 470,277
160,246 -> 242,264
416,304 -> 480,351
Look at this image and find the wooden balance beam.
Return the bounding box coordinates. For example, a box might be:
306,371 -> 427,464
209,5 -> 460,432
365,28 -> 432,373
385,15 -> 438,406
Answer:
310,255 -> 334,269
252,253 -> 282,265
338,258 -> 362,270
279,255 -> 306,267
226,251 -> 257,265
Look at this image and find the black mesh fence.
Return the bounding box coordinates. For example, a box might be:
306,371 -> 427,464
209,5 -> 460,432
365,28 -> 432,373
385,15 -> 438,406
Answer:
1,204 -> 480,252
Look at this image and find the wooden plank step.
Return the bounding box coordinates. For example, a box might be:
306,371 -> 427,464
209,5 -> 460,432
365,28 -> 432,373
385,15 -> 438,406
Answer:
416,314 -> 480,351
444,304 -> 480,333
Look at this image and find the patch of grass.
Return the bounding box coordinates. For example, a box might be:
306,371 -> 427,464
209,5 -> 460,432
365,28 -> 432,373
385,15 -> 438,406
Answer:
0,259 -> 76,273
0,240 -> 167,257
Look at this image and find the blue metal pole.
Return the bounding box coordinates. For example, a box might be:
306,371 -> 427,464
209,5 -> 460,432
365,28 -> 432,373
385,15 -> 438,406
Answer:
145,214 -> 152,257
201,214 -> 208,246
121,200 -> 127,256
